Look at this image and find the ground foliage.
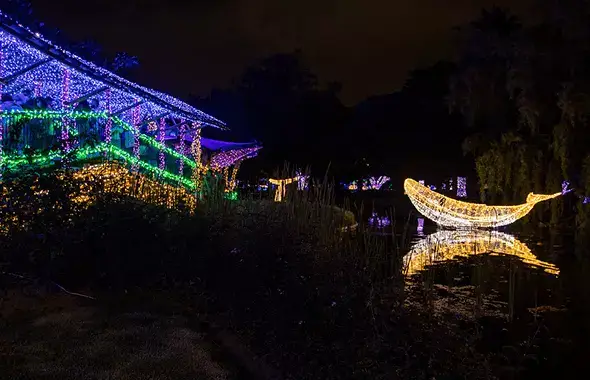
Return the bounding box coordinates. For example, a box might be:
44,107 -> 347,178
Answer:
1,167 -> 562,379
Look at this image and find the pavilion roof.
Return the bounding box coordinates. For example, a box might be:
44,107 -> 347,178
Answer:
0,10 -> 226,130
199,137 -> 260,152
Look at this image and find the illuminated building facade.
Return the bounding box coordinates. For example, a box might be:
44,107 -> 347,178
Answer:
0,11 -> 260,205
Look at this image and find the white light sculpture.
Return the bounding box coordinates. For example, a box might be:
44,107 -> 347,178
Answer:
269,177 -> 299,202
404,178 -> 562,228
368,176 -> 390,190
295,171 -> 309,190
403,230 -> 559,276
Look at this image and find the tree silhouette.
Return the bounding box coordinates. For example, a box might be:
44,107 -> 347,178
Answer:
450,1 -> 590,229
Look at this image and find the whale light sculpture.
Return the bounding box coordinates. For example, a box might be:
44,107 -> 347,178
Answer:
403,230 -> 559,276
404,178 -> 562,228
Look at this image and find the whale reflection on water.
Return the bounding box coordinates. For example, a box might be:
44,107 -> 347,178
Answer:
403,230 -> 559,277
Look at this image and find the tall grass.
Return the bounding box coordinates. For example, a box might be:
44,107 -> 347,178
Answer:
0,164 -> 502,379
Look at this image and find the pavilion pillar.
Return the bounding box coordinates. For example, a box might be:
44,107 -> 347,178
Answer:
0,44 -> 3,179
104,89 -> 113,147
158,117 -> 166,170
178,123 -> 187,177
222,166 -> 229,192
60,68 -> 71,153
190,123 -> 202,192
0,44 -> 4,96
229,160 -> 241,191
131,101 -> 141,171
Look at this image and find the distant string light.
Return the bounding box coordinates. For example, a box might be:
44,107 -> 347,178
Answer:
404,178 -> 562,228
368,176 -> 390,190
368,212 -> 391,228
295,170 -> 309,190
417,218 -> 424,233
258,179 -> 268,192
456,177 -> 467,198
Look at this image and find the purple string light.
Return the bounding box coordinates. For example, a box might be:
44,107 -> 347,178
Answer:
34,81 -> 42,97
561,180 -> 574,195
210,146 -> 260,170
296,171 -> 309,190
367,176 -> 390,190
104,88 -> 112,145
60,68 -> 71,152
368,212 -> 391,228
158,117 -> 166,170
0,48 -> 3,179
131,101 -> 140,171
178,124 -> 186,176
456,177 -> 467,198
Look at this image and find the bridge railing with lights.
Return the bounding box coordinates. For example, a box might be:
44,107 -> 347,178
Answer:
0,110 -> 199,190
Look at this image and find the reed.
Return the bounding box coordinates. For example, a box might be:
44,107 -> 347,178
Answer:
0,164 -> 499,379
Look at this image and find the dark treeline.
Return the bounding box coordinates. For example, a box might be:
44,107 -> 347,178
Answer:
449,1 -> 590,234
192,54 -> 467,184
194,0 -> 590,235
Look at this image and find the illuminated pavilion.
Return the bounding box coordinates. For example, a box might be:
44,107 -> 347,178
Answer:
0,10 -> 261,203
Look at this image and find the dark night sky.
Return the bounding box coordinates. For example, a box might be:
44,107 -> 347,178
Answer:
30,0 -> 532,105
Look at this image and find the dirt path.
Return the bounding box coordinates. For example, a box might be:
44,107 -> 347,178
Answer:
0,290 -> 232,380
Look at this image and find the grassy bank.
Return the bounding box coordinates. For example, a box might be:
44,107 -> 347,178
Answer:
0,168 -> 582,379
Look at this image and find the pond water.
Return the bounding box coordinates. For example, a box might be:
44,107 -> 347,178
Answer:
363,210 -> 589,377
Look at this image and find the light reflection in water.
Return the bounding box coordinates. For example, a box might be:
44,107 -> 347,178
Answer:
403,230 -> 559,277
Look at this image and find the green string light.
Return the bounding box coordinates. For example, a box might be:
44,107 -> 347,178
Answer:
0,110 -> 198,168
224,191 -> 238,201
0,109 -> 198,191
